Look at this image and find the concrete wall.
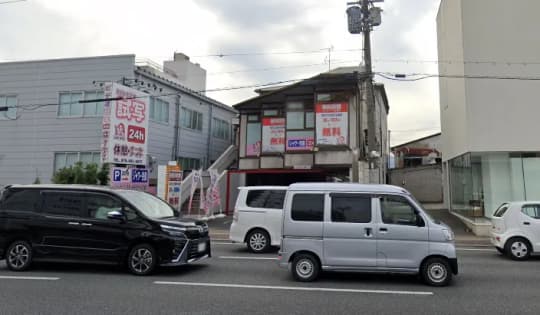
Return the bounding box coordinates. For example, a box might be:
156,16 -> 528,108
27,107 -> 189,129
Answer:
388,164 -> 443,203
438,0 -> 540,160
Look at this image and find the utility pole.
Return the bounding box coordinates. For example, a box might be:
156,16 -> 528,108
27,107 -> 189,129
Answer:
347,0 -> 383,183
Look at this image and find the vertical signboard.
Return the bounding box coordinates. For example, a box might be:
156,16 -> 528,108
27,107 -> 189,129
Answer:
101,83 -> 150,165
315,102 -> 348,145
262,117 -> 285,153
157,164 -> 183,211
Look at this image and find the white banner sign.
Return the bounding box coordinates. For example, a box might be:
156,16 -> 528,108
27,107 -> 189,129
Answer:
101,83 -> 150,165
315,102 -> 348,145
262,117 -> 285,153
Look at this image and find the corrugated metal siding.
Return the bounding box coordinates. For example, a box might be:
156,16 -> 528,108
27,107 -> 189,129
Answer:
0,55 -> 135,185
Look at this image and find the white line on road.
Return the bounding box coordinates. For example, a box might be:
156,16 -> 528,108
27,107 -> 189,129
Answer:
0,276 -> 60,281
456,248 -> 496,252
219,256 -> 277,260
154,281 -> 433,296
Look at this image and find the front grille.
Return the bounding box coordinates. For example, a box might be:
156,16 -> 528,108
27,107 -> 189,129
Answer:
188,239 -> 208,259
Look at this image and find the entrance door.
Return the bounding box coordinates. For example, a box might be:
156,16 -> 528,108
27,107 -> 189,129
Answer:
375,195 -> 429,269
323,194 -> 377,267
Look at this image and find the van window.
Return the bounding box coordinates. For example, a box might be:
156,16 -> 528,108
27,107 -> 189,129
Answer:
291,194 -> 324,221
0,189 -> 41,212
331,194 -> 371,223
380,195 -> 419,226
42,192 -> 84,217
522,205 -> 540,219
246,190 -> 286,209
493,204 -> 509,217
85,194 -> 123,220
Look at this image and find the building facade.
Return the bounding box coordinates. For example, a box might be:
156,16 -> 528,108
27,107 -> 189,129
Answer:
228,69 -> 389,202
0,54 -> 237,186
437,0 -> 540,233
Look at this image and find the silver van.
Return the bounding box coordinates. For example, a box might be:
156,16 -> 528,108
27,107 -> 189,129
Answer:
278,183 -> 458,286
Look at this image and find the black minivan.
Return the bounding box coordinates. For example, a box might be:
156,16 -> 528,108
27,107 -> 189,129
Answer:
0,184 -> 211,275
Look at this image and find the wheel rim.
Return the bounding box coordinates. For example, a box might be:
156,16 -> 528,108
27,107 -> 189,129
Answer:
510,241 -> 528,258
296,259 -> 314,278
131,248 -> 153,273
427,263 -> 447,283
8,244 -> 29,269
249,233 -> 267,251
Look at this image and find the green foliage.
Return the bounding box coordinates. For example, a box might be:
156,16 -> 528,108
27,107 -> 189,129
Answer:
52,162 -> 110,185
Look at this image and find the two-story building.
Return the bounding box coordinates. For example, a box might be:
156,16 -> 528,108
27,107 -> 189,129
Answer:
0,53 -> 237,186
224,68 -> 389,212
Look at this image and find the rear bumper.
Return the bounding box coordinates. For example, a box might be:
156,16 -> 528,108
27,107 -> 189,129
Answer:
449,258 -> 458,275
229,222 -> 245,243
490,232 -> 504,248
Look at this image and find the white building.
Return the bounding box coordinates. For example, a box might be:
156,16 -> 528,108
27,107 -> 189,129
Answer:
437,0 -> 540,235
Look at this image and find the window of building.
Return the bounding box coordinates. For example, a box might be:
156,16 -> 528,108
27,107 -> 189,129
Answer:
0,95 -> 17,120
54,151 -> 101,172
291,194 -> 324,221
263,109 -> 279,116
246,190 -> 286,209
178,157 -> 201,170
58,91 -> 104,117
42,192 -> 84,217
213,118 -> 230,140
522,205 -> 540,219
380,195 -> 419,226
182,107 -> 203,131
83,91 -> 105,116
150,98 -> 169,123
284,101 -> 314,151
0,189 -> 41,212
331,194 -> 372,223
246,115 -> 261,157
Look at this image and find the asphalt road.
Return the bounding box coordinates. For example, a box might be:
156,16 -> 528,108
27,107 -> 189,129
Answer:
0,243 -> 539,315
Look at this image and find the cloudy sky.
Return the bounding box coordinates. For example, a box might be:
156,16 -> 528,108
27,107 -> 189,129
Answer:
0,0 -> 441,145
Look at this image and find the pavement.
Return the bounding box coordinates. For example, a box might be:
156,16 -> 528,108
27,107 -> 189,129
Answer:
1,240 -> 539,314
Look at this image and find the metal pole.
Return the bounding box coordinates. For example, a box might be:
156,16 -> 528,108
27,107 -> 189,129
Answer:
362,0 -> 378,182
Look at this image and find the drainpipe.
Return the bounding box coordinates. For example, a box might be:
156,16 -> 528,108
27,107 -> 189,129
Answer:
172,95 -> 181,161
206,102 -> 213,168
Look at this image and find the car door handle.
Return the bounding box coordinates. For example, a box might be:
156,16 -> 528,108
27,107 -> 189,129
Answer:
67,222 -> 80,225
81,223 -> 93,227
379,227 -> 388,233
364,227 -> 373,237
523,222 -> 531,225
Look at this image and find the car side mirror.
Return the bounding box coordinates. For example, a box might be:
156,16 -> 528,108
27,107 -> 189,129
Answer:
107,210 -> 125,221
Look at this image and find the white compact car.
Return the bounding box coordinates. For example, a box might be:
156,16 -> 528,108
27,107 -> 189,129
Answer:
229,186 -> 287,253
491,202 -> 540,260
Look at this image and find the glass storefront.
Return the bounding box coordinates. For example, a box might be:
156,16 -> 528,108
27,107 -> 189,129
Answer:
449,152 -> 540,218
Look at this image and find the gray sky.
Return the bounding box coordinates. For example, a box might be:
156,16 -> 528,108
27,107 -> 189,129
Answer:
0,0 -> 441,145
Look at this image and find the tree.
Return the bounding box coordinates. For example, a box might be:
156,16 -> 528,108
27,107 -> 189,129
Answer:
52,162 -> 110,185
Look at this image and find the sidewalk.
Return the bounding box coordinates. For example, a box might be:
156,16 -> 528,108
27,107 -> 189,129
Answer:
202,212 -> 491,246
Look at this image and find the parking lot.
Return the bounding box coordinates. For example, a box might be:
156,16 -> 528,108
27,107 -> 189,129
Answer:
1,235 -> 540,315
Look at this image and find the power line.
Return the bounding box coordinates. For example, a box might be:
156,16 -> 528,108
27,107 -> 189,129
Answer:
0,0 -> 25,4
191,47 -> 362,58
375,72 -> 540,82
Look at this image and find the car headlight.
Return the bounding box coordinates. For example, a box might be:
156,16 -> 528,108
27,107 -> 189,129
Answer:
161,224 -> 187,237
442,229 -> 454,241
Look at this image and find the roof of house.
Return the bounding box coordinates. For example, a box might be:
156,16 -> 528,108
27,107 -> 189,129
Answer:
391,132 -> 441,150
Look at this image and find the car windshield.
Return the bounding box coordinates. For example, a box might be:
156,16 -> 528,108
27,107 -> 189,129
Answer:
407,194 -> 437,223
116,190 -> 176,219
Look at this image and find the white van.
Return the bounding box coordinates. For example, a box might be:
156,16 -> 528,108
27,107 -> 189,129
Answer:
278,183 -> 458,286
229,186 -> 287,253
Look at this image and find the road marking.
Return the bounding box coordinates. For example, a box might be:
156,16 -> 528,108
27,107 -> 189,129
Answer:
0,276 -> 59,281
219,256 -> 277,260
456,248 -> 496,252
154,281 -> 433,296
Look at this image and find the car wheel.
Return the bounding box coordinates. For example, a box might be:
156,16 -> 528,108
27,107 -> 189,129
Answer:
505,237 -> 531,261
247,229 -> 270,253
6,240 -> 33,271
291,253 -> 320,282
127,243 -> 157,276
421,257 -> 452,287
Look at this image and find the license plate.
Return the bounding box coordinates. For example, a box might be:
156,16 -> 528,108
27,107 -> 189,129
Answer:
198,242 -> 206,253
